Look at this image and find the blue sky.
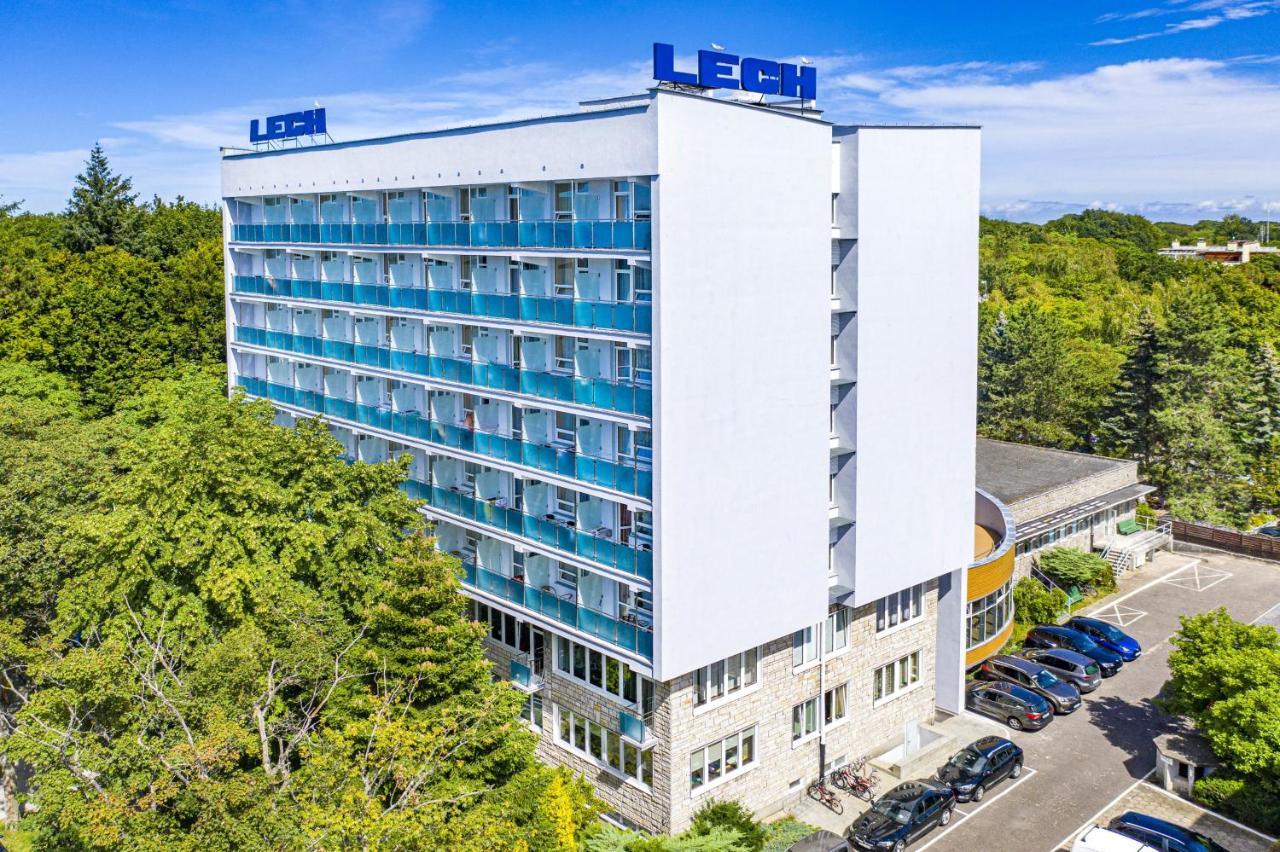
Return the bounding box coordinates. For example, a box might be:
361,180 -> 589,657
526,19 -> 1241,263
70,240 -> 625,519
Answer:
2,0 -> 1279,221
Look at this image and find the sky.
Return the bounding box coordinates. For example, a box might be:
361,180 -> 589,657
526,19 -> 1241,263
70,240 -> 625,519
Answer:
2,0 -> 1279,222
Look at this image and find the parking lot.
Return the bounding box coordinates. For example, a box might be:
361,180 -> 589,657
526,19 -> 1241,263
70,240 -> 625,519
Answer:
886,549 -> 1280,852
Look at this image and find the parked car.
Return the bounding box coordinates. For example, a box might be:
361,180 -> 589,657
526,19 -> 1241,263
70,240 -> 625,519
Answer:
847,781 -> 956,851
1255,525 -> 1280,538
1017,647 -> 1103,693
789,829 -> 850,852
933,735 -> 1024,802
1108,811 -> 1231,852
1066,616 -> 1143,661
965,680 -> 1053,731
1073,825 -> 1158,852
977,654 -> 1082,713
1024,625 -> 1125,676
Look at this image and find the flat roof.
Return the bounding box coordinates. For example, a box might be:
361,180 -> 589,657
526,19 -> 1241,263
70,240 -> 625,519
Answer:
976,438 -> 1133,507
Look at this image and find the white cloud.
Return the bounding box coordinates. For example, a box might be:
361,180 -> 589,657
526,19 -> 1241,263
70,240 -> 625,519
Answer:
1091,0 -> 1277,45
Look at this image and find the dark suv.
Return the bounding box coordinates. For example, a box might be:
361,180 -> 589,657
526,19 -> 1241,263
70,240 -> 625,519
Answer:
933,736 -> 1024,802
847,781 -> 956,852
977,655 -> 1082,713
1023,625 -> 1124,676
965,680 -> 1053,731
1017,647 -> 1103,693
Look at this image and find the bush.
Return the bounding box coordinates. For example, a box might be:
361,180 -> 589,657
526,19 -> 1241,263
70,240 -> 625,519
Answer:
690,800 -> 766,852
1038,547 -> 1113,592
1013,577 -> 1067,625
1194,772 -> 1280,836
1136,501 -> 1158,525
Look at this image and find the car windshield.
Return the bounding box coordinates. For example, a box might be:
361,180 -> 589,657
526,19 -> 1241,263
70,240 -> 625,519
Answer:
872,799 -> 913,825
1034,671 -> 1061,688
948,748 -> 986,772
1086,621 -> 1124,641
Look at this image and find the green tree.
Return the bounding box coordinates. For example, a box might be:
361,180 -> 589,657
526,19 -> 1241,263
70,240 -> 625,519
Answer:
1043,209 -> 1167,252
1148,405 -> 1247,522
63,143 -> 140,252
1098,310 -> 1161,462
689,800 -> 765,851
131,196 -> 222,261
1012,577 -> 1068,625
1036,547 -> 1112,591
1238,343 -> 1280,456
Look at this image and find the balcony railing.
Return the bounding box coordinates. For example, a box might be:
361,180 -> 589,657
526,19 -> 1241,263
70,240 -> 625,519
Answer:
459,560 -> 654,659
231,219 -> 652,252
231,275 -> 653,335
234,324 -> 652,418
618,709 -> 655,745
398,480 -> 653,581
237,376 -> 652,502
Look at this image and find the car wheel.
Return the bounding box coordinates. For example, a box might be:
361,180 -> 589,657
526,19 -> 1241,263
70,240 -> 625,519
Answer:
971,784 -> 985,802
1011,761 -> 1023,779
893,842 -> 905,852
940,806 -> 953,825
1007,716 -> 1023,730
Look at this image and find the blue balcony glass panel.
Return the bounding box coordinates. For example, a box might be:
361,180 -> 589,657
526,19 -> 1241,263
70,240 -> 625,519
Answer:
462,560 -> 477,586
617,710 -> 646,742
522,515 -> 574,551
521,442 -> 576,478
523,585 -> 577,627
430,421 -> 475,453
474,430 -> 522,463
389,287 -> 426,310
322,339 -> 354,361
518,296 -> 573,325
510,659 -> 534,689
477,566 -> 524,606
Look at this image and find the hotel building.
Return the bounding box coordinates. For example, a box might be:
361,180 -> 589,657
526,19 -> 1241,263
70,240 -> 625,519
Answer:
220,86 -> 999,832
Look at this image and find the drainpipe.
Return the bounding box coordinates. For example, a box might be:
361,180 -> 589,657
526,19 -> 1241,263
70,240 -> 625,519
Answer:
817,617 -> 828,780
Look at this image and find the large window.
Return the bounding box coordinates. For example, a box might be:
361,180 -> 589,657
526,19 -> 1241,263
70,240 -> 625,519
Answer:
825,683 -> 848,726
555,705 -> 653,787
690,725 -> 757,791
966,580 -> 1013,649
792,626 -> 818,668
694,648 -> 760,708
555,636 -> 655,712
793,607 -> 852,669
876,583 -> 924,632
873,651 -> 921,703
792,697 -> 819,742
521,694 -> 543,730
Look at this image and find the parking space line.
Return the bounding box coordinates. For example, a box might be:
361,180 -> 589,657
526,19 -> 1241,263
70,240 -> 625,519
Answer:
1161,562 -> 1231,592
1087,560 -> 1200,617
1050,769 -> 1155,852
1090,603 -> 1147,628
911,767 -> 1038,852
1250,601 -> 1280,625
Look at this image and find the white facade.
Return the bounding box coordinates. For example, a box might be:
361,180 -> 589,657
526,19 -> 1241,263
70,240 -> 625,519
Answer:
220,88 -> 980,833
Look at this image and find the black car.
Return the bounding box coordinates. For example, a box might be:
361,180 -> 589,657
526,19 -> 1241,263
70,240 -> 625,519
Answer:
965,680 -> 1053,730
1023,625 -> 1125,676
847,781 -> 956,852
934,736 -> 1024,802
1017,647 -> 1103,693
977,655 -> 1082,713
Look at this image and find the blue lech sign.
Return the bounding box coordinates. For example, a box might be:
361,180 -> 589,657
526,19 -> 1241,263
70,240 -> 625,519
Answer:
250,108 -> 327,144
652,43 -> 816,100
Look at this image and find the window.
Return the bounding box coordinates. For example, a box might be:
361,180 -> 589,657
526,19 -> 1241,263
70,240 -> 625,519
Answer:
873,651 -> 922,703
876,583 -> 925,632
693,648 -> 760,708
792,626 -> 818,668
825,683 -> 848,725
555,636 -> 655,712
472,601 -> 531,653
825,607 -> 850,653
555,705 -> 652,788
966,580 -> 1013,650
792,697 -> 818,742
689,725 -> 756,791
520,695 -> 543,729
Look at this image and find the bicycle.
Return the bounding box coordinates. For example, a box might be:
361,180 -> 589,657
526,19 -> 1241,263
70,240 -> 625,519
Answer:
831,756 -> 867,792
806,775 -> 844,815
849,765 -> 880,801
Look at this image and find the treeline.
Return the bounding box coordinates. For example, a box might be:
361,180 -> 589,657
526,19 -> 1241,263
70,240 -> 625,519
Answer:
0,150 -> 618,850
979,210 -> 1280,526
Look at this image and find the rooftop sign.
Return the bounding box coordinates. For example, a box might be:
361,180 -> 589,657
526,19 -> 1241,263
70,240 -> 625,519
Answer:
250,107 -> 327,144
652,43 -> 816,101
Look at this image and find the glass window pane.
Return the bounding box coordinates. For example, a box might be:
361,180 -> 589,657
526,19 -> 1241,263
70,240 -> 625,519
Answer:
874,668 -> 884,701
805,698 -> 817,734
559,707 -> 570,743
690,749 -> 705,789
694,667 -> 707,706
726,653 -> 741,692
741,728 -> 755,765
605,657 -> 620,696
640,748 -> 652,786
623,668 -> 638,704
557,637 -> 570,672
589,721 -> 603,760
709,660 -> 725,700
607,730 -> 622,770
589,650 -> 603,688
573,644 -> 586,680
623,743 -> 637,778
744,647 -> 758,686
573,715 -> 586,750
708,742 -> 723,781
724,735 -> 740,773
792,705 -> 803,741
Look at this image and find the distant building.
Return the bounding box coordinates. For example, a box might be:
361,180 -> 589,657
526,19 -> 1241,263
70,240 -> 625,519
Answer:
976,439 -> 1167,577
1158,238 -> 1279,265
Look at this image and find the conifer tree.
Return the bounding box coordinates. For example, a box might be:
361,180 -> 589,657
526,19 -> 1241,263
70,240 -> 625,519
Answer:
1239,343 -> 1280,456
63,142 -> 139,252
1099,310 -> 1161,463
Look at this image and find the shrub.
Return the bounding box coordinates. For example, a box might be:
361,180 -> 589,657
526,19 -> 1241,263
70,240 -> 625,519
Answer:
1194,771 -> 1280,836
1013,577 -> 1067,625
690,800 -> 766,852
1136,501 -> 1158,525
1192,772 -> 1245,812
1038,547 -> 1113,591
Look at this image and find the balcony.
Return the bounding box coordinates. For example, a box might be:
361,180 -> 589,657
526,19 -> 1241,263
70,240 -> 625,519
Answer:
236,375 -> 651,501
618,709 -> 655,745
395,480 -> 652,581
231,275 -> 653,335
230,219 -> 652,252
233,324 -> 652,419
460,560 -> 654,659
509,657 -> 544,693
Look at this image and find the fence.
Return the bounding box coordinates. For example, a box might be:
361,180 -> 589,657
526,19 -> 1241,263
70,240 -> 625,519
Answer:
1171,519 -> 1280,562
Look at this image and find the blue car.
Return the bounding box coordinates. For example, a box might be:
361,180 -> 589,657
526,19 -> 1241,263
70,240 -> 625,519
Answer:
1023,625 -> 1125,676
1066,616 -> 1142,661
1108,811 -> 1229,852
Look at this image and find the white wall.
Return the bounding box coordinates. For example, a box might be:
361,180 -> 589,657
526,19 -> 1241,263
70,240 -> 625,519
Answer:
221,107 -> 658,198
652,91 -> 831,680
840,127 -> 981,606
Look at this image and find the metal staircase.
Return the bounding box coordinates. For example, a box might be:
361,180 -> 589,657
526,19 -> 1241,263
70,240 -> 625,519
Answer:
1100,517 -> 1172,575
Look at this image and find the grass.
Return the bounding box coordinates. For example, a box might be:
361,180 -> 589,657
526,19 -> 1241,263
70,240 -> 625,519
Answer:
763,817 -> 820,852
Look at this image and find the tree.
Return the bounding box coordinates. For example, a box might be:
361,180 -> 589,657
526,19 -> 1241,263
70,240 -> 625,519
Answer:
1036,547 -> 1112,591
1043,209 -> 1167,252
1238,343 -> 1280,457
1098,310 -> 1161,463
63,143 -> 139,252
1147,404 -> 1247,522
689,800 -> 765,851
